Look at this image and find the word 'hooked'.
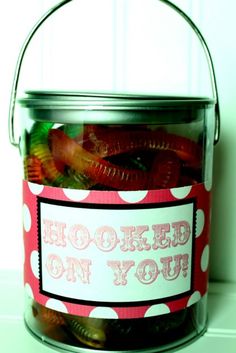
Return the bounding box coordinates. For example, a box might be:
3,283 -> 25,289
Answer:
43,220 -> 191,252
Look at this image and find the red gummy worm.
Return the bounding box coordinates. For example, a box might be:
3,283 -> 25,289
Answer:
33,302 -> 65,326
81,127 -> 202,167
149,150 -> 181,189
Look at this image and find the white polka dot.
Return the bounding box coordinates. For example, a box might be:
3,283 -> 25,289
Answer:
201,245 -> 209,272
30,250 -> 39,279
89,307 -> 118,319
118,191 -> 148,203
187,291 -> 201,307
28,182 -> 44,195
46,299 -> 68,313
25,283 -> 34,299
144,304 -> 170,317
63,188 -> 90,201
23,204 -> 31,232
196,209 -> 205,237
171,186 -> 192,199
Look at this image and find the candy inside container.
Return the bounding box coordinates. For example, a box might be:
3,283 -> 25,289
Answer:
23,118 -> 203,191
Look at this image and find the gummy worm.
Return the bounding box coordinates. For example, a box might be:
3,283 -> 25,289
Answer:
149,150 -> 180,189
65,316 -> 106,349
60,123 -> 83,138
33,302 -> 65,326
24,155 -> 44,184
49,129 -> 148,190
29,122 -> 91,189
81,127 -> 202,167
40,307 -> 65,326
49,129 -> 180,190
29,122 -> 64,185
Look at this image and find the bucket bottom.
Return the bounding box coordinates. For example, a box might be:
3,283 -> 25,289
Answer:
24,297 -> 207,353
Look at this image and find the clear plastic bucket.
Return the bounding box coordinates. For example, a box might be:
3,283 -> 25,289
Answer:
19,91 -> 215,352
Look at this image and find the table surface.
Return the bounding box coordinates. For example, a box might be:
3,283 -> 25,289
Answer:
1,271 -> 236,353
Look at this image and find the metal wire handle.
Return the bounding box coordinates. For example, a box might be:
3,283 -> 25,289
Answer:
8,0 -> 220,147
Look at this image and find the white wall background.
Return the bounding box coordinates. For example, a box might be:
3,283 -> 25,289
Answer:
0,0 -> 235,282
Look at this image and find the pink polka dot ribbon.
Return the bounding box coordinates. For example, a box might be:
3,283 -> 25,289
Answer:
23,180 -> 211,319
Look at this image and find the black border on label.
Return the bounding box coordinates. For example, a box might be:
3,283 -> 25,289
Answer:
37,196 -> 196,308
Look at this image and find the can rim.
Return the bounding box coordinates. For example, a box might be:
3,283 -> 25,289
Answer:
18,91 -> 215,124
18,90 -> 215,110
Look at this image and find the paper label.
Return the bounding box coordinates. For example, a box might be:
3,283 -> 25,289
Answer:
23,181 -> 211,319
